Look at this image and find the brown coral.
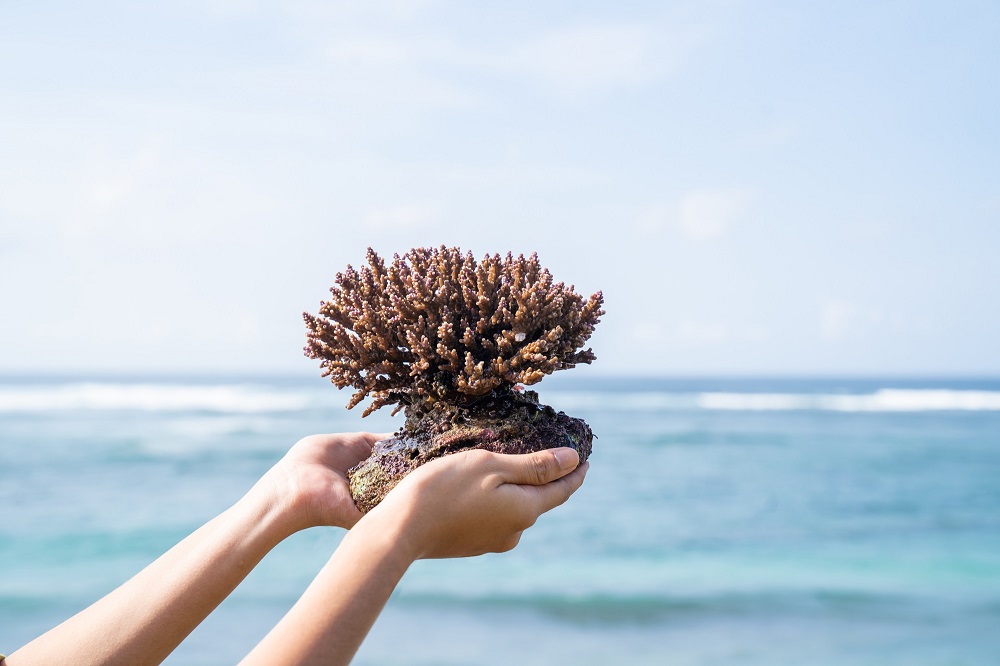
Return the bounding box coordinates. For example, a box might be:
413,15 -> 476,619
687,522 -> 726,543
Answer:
303,246 -> 604,416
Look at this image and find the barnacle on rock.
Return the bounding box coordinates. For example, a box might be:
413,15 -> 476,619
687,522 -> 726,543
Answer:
304,246 -> 604,512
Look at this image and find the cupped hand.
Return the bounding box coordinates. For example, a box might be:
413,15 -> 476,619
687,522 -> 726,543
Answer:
370,447 -> 589,560
262,432 -> 389,532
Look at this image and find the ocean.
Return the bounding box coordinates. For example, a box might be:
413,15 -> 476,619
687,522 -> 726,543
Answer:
2,375 -> 999,665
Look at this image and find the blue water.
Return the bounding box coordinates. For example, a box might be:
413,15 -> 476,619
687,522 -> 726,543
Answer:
2,375 -> 999,665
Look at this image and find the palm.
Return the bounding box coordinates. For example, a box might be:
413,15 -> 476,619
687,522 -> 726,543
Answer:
276,432 -> 386,530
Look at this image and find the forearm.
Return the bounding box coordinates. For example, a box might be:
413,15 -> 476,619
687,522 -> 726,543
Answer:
240,448 -> 587,665
7,481 -> 296,666
240,510 -> 416,666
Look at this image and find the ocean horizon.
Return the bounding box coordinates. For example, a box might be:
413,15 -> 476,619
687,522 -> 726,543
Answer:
2,374 -> 999,664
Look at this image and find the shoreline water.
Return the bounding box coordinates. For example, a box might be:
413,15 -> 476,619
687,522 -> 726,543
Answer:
2,375 -> 999,664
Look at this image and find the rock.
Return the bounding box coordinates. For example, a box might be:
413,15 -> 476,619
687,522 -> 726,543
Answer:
348,389 -> 593,513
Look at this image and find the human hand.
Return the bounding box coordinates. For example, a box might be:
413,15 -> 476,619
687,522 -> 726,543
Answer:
237,446 -> 586,666
261,432 -> 388,533
368,447 -> 589,560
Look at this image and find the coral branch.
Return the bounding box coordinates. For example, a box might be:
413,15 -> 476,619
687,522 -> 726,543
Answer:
304,246 -> 604,415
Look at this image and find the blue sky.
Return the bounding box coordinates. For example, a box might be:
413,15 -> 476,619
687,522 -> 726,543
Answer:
1,1 -> 998,376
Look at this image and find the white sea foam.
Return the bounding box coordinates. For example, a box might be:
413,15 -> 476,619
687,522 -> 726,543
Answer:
698,389 -> 1000,412
543,391 -> 697,413
0,383 -> 318,413
2,383 -> 999,415
547,389 -> 1000,413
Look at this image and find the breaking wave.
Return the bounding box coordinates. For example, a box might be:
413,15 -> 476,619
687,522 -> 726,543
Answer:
697,389 -> 1000,412
0,382 -> 319,413
547,389 -> 1000,413
2,381 -> 999,414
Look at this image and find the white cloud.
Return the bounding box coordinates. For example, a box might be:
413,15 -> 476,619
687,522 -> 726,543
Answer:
83,135 -> 166,212
317,13 -> 711,99
820,300 -> 889,342
433,161 -> 604,190
628,317 -> 769,350
636,188 -> 754,240
677,188 -> 754,241
325,38 -> 412,67
512,25 -> 653,94
677,319 -> 728,346
820,300 -> 856,340
632,322 -> 667,346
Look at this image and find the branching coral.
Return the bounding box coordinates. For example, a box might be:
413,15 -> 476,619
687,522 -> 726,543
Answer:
303,246 -> 604,416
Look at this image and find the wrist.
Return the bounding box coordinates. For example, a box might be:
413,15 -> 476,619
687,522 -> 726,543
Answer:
240,470 -> 306,541
352,501 -> 425,565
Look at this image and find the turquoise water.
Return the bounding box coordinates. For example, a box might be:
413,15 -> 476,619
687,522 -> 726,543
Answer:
2,376 -> 999,664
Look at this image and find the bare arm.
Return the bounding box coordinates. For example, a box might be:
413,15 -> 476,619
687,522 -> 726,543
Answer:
241,447 -> 589,666
5,432 -> 383,666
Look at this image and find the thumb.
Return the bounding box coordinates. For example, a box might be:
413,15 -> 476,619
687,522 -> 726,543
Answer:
498,447 -> 580,486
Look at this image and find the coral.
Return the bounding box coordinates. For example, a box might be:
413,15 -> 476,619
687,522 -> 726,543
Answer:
304,246 -> 603,513
304,246 -> 604,416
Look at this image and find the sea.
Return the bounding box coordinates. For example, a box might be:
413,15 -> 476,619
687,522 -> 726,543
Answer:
1,375 -> 999,665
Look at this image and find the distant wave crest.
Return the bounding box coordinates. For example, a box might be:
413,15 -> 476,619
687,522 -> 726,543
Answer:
2,383 -> 1000,414
548,389 -> 1000,413
0,383 -> 316,413
698,389 -> 1000,412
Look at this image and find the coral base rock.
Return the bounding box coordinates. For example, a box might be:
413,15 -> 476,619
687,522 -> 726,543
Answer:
348,390 -> 593,513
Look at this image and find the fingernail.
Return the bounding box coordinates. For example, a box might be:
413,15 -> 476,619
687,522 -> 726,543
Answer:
553,448 -> 578,471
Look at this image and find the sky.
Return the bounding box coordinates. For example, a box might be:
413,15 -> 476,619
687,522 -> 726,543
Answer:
1,1 -> 998,377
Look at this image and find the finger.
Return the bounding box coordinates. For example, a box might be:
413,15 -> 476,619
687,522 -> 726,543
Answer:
362,431 -> 395,444
341,432 -> 383,459
495,447 -> 580,486
529,461 -> 589,514
324,433 -> 376,469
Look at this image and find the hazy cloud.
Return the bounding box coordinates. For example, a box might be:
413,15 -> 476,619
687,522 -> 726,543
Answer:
512,25 -> 654,94
635,203 -> 673,236
677,319 -> 729,346
4,2 -> 997,374
820,300 -> 889,342
636,188 -> 754,240
677,188 -> 754,241
363,204 -> 439,230
632,322 -> 667,346
820,300 -> 856,341
325,38 -> 412,67
319,13 -> 712,99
